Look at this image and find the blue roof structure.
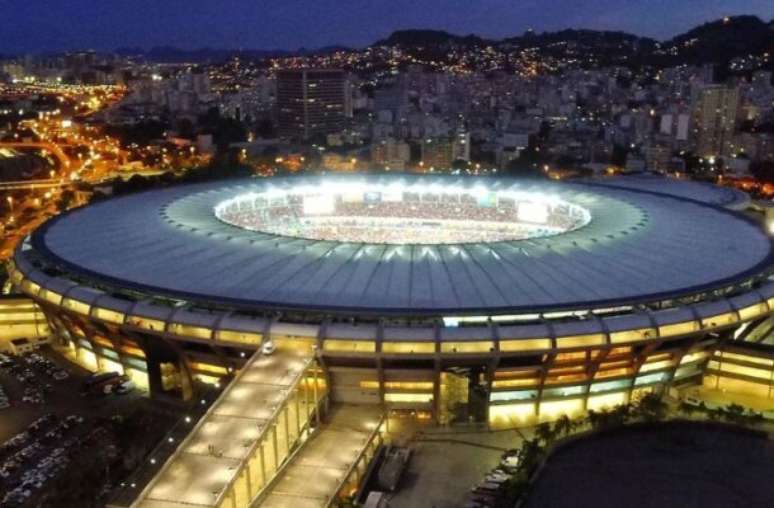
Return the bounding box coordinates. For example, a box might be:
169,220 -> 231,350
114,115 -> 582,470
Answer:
30,175 -> 774,316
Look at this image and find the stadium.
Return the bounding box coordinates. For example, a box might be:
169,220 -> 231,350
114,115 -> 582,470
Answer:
9,174 -> 774,425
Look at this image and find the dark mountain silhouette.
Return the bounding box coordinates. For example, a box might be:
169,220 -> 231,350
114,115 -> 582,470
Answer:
96,15 -> 772,69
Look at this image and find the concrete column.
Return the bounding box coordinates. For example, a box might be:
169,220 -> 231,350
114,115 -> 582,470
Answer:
272,424 -> 279,473
259,444 -> 267,487
304,376 -> 311,434
284,405 -> 290,454
312,366 -> 320,427
294,388 -> 301,438
245,462 -> 253,499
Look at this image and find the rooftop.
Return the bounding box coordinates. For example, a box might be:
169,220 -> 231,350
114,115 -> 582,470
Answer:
28,175 -> 774,316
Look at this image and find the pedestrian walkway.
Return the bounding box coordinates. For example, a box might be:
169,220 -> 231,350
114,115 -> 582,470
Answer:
131,347 -> 325,508
255,404 -> 384,508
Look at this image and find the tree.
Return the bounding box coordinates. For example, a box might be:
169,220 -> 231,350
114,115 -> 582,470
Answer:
633,393 -> 667,422
534,422 -> 556,444
198,107 -> 248,153
610,144 -> 629,167
586,409 -> 601,430
721,403 -> 747,425
57,189 -> 76,210
553,414 -> 572,437
517,438 -> 544,474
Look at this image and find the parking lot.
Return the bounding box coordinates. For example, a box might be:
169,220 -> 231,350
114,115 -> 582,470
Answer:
385,424 -> 527,508
0,346 -> 155,506
0,347 -> 142,443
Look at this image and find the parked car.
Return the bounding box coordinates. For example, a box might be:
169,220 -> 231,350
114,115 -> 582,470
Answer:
261,340 -> 276,355
115,380 -> 135,395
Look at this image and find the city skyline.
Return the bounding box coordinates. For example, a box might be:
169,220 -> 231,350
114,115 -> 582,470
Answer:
1,0 -> 773,54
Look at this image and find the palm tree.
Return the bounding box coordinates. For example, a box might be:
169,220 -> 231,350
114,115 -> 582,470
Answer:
636,393 -> 667,422
586,409 -> 601,430
554,414 -> 572,437
534,422 -> 556,444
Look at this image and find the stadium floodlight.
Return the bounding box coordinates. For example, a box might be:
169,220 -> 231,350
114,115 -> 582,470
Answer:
517,202 -> 550,224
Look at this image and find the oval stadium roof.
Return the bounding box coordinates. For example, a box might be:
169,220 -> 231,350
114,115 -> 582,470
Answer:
30,175 -> 774,316
589,174 -> 750,210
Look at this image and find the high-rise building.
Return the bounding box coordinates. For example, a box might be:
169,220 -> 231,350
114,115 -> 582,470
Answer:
276,69 -> 345,140
692,85 -> 739,157
371,138 -> 411,170
452,129 -> 471,162
644,144 -> 672,172
421,137 -> 454,170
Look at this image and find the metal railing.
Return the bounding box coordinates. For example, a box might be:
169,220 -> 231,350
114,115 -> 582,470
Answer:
325,412 -> 387,507
214,356 -> 325,508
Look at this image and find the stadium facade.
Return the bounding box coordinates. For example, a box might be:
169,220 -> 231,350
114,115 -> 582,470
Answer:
10,174 -> 774,424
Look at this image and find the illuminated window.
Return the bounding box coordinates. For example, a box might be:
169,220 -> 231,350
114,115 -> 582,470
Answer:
658,321 -> 698,338
542,385 -> 585,398
168,323 -> 212,340
737,303 -> 768,321
93,336 -> 113,348
383,381 -> 434,390
191,362 -> 228,375
680,351 -> 709,365
382,341 -> 435,354
498,338 -> 551,352
489,403 -> 536,424
554,351 -> 587,363
492,377 -> 540,388
674,364 -> 701,380
92,307 -> 125,324
590,379 -> 630,393
634,372 -> 667,386
717,351 -> 773,367
710,361 -> 772,381
384,393 -> 433,403
587,392 -> 627,411
39,289 -> 63,305
639,359 -> 674,373
556,334 -> 605,349
127,316 -> 165,332
539,398 -> 584,420
20,280 -> 41,296
323,340 -> 376,353
490,390 -> 537,402
121,345 -> 146,358
594,366 -> 633,379
440,341 -> 495,353
216,330 -> 262,344
607,346 -> 633,358
700,312 -> 738,329
609,328 -> 656,344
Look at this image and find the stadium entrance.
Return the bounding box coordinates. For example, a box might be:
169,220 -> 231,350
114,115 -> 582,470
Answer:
439,366 -> 489,424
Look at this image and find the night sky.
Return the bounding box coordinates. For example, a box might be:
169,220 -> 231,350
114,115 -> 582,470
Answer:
2,0 -> 772,54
